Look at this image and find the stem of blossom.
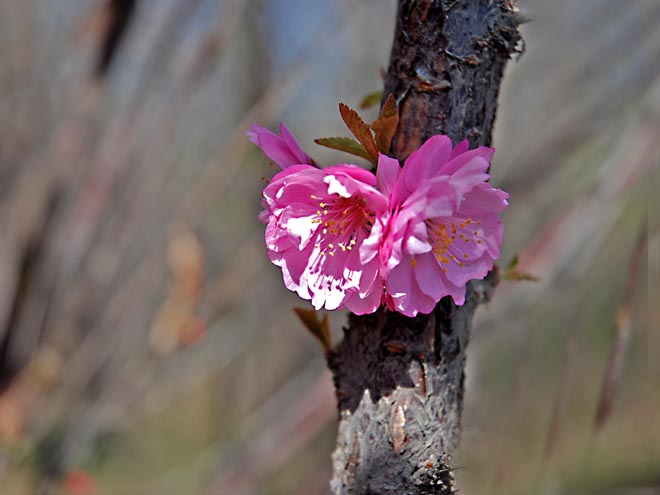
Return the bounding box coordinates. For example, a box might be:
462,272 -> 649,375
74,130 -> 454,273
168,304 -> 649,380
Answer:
327,2 -> 521,494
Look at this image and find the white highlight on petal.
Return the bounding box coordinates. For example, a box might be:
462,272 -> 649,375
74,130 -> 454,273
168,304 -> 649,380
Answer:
325,175 -> 351,198
286,216 -> 316,249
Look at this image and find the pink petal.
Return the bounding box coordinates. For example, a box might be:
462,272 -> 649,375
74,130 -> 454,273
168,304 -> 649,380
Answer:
449,139 -> 470,160
376,153 -> 401,201
440,146 -> 495,176
413,253 -> 447,300
344,282 -> 383,315
360,218 -> 385,264
445,156 -> 491,196
400,135 -> 453,194
383,292 -> 395,311
248,124 -> 313,169
447,283 -> 466,306
325,164 -> 377,187
343,257 -> 383,315
458,183 -> 509,215
306,245 -> 357,311
381,211 -> 406,272
413,253 -> 466,305
419,178 -> 459,218
403,219 -> 431,255
279,123 -> 313,165
386,255 -> 437,317
323,170 -> 389,212
270,243 -> 312,299
443,252 -> 491,288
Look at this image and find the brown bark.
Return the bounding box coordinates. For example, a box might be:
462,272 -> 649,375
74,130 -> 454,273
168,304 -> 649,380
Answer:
327,1 -> 521,493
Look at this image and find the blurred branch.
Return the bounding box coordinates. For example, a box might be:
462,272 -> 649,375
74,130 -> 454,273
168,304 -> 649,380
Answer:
93,0 -> 138,78
594,223 -> 647,431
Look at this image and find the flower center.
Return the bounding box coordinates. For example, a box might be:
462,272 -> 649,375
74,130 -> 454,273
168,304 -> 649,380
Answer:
428,221 -> 453,257
426,217 -> 482,271
311,195 -> 373,257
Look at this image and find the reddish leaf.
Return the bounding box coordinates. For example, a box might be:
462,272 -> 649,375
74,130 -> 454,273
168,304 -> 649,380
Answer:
338,103 -> 379,163
314,137 -> 372,162
370,93 -> 399,153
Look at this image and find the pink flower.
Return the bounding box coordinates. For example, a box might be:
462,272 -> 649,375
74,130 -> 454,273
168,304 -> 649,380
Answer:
251,121 -> 508,318
377,136 -> 508,316
247,123 -> 313,169
262,163 -> 389,314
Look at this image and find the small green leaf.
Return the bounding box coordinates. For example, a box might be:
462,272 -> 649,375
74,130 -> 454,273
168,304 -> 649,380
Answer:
506,254 -> 519,270
338,103 -> 379,163
502,270 -> 540,282
293,307 -> 332,352
314,137 -> 372,162
359,90 -> 383,110
370,93 -> 399,153
501,254 -> 539,282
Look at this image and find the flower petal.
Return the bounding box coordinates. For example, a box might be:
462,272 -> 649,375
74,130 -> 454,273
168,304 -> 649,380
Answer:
376,153 -> 401,202
325,164 -> 377,187
387,254 -> 437,316
441,146 -> 495,176
448,139 -> 469,160
399,135 -> 453,194
248,124 -> 313,169
404,219 -> 431,255
413,252 -> 466,305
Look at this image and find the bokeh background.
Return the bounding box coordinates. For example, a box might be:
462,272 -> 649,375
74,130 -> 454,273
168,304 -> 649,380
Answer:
0,0 -> 658,494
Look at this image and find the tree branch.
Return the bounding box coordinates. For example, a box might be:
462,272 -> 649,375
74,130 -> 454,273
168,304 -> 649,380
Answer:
328,2 -> 521,493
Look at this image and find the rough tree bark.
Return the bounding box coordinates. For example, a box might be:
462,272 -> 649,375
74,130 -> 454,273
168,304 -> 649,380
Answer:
327,2 -> 521,493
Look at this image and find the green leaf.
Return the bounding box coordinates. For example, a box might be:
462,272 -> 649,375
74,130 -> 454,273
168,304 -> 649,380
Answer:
359,90 -> 383,110
314,137 -> 372,162
501,254 -> 539,282
370,93 -> 399,153
506,254 -> 519,270
338,103 -> 379,163
293,307 -> 332,352
502,269 -> 540,282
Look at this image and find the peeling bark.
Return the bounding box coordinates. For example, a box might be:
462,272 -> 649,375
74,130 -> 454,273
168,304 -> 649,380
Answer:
328,1 -> 521,493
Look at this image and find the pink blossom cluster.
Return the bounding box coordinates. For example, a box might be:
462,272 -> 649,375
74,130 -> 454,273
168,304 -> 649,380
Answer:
248,124 -> 508,317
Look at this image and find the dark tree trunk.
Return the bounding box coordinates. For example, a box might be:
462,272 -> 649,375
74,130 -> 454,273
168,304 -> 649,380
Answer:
327,1 -> 521,493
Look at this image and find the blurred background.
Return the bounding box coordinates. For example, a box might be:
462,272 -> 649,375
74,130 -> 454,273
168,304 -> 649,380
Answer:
0,0 -> 658,494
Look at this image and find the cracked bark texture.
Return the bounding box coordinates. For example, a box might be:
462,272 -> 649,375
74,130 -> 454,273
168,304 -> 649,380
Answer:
327,1 -> 521,494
